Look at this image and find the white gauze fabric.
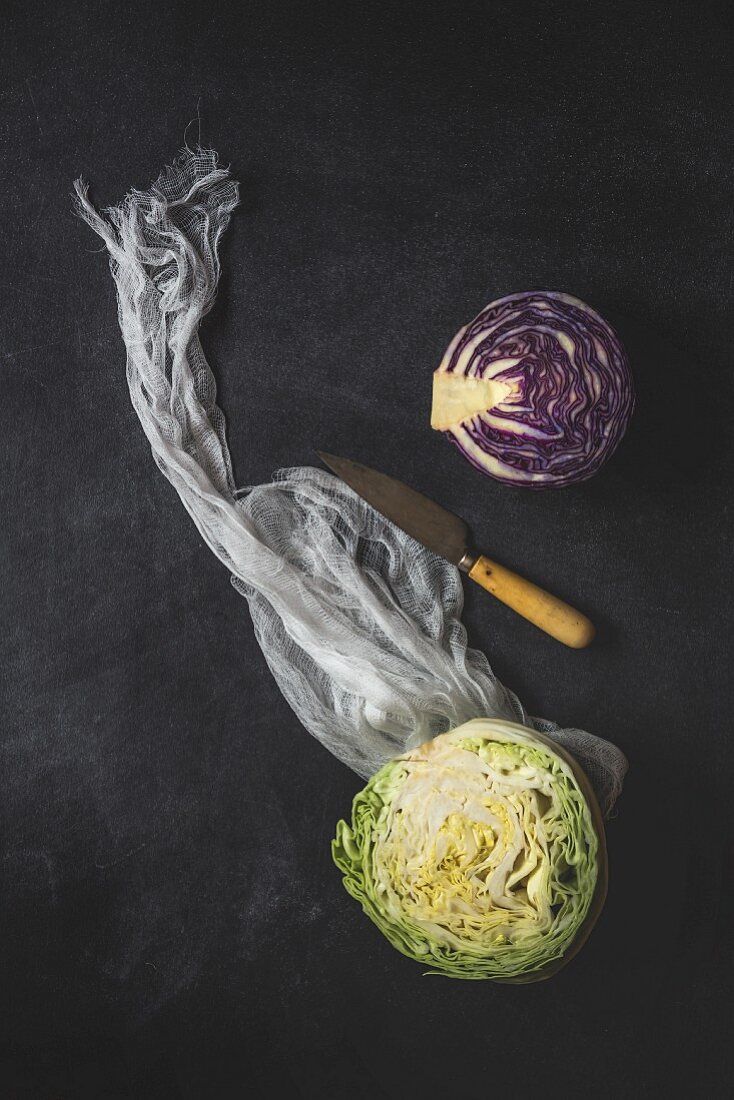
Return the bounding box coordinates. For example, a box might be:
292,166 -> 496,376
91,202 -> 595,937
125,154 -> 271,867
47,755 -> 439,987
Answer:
74,148 -> 627,816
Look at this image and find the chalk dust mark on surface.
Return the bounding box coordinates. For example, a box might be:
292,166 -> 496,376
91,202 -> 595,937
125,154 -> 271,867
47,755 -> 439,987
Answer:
2,339 -> 68,361
24,77 -> 43,135
32,194 -> 47,226
94,841 -> 147,871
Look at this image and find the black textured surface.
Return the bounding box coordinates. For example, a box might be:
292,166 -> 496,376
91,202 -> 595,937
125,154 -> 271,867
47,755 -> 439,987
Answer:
1,1 -> 731,1096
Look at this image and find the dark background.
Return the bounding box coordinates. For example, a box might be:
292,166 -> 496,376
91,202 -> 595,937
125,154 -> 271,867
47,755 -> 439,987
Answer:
1,1 -> 731,1096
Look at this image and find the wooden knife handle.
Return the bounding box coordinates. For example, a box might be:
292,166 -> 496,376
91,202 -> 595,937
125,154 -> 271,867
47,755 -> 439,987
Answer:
467,554 -> 595,649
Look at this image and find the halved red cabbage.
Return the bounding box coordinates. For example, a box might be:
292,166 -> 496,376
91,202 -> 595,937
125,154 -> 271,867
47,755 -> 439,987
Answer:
431,291 -> 634,488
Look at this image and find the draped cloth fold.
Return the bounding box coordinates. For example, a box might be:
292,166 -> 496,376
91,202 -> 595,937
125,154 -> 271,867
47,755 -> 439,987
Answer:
75,148 -> 627,815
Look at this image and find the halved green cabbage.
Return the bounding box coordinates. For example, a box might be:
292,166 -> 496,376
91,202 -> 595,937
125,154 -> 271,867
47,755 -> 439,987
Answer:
332,718 -> 603,980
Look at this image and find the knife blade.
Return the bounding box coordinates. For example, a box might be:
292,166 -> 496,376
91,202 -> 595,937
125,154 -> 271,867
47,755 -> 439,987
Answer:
317,451 -> 595,649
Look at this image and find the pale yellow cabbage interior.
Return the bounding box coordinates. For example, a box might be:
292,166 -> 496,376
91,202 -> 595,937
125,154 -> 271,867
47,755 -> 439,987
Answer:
371,730 -> 562,951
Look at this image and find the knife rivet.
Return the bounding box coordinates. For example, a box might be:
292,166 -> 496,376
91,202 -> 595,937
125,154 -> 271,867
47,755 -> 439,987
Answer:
458,550 -> 477,573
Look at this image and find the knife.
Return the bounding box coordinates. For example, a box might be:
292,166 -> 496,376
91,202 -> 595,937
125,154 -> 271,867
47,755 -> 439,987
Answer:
317,452 -> 595,649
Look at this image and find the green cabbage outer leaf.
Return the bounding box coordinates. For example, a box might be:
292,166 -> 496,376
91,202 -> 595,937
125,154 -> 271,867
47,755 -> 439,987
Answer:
332,719 -> 599,980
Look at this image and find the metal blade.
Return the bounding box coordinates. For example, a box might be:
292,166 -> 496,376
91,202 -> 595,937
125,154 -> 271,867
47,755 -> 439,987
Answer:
317,452 -> 470,565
